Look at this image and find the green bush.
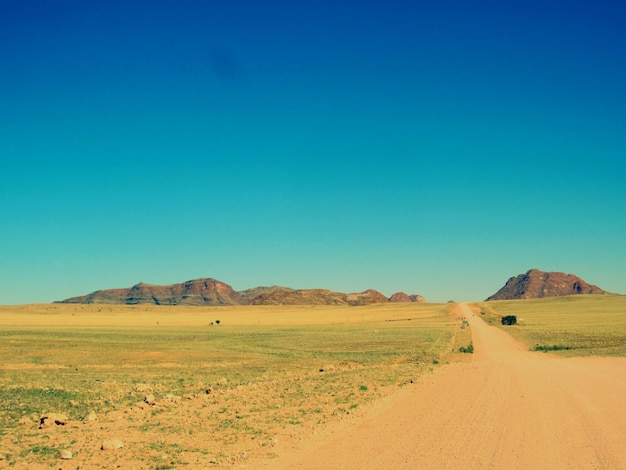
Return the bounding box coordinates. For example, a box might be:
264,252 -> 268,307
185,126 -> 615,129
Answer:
501,315 -> 517,325
534,344 -> 572,352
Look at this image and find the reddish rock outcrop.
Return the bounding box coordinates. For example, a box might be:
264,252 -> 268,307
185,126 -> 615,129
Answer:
61,278 -> 241,306
246,288 -> 389,306
389,292 -> 425,303
346,289 -> 389,306
486,269 -> 607,301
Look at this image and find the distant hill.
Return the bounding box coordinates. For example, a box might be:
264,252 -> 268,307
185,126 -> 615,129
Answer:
60,278 -> 243,306
486,269 -> 607,301
389,292 -> 426,303
244,287 -> 392,306
58,278 -> 426,306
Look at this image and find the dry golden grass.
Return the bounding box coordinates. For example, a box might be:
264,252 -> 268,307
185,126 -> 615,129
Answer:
0,302 -> 466,469
474,295 -> 626,356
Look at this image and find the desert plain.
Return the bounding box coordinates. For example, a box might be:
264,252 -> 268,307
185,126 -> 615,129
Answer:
0,295 -> 625,469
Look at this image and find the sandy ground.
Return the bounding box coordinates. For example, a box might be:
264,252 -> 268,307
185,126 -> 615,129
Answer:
269,304 -> 626,469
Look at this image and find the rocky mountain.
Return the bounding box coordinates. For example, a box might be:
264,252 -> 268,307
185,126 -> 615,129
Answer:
486,269 -> 607,301
60,278 -> 242,306
58,279 -> 425,306
389,292 -> 426,303
245,288 -> 386,306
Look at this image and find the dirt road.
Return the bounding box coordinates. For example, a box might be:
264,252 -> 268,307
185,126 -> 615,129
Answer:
272,304 -> 626,469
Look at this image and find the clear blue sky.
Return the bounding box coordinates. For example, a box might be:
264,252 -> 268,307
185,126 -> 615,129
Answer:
1,0 -> 624,304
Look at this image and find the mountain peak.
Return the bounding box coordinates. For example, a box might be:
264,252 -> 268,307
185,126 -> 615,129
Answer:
486,269 -> 607,301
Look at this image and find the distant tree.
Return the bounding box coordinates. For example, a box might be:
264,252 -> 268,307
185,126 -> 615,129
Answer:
501,315 -> 517,325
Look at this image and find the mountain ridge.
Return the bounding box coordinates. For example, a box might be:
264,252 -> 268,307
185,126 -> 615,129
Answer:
58,278 -> 426,306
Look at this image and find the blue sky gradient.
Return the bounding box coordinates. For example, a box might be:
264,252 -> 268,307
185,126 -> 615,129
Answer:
1,1 -> 625,303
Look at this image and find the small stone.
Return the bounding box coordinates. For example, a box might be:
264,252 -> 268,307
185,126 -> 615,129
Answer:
144,394 -> 156,405
101,439 -> 124,451
58,449 -> 73,460
84,412 -> 98,422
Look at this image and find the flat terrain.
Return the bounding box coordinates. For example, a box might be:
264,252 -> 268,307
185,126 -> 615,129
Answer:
2,297 -> 624,469
271,303 -> 626,469
0,302 -> 468,469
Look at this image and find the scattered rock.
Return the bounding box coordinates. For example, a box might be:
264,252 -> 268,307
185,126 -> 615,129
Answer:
58,449 -> 73,460
39,413 -> 68,429
205,387 -> 213,395
84,412 -> 98,422
144,394 -> 156,405
101,439 -> 124,451
319,365 -> 335,373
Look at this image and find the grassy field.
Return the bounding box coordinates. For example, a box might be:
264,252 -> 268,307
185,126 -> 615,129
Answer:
474,295 -> 626,356
0,302 -> 469,469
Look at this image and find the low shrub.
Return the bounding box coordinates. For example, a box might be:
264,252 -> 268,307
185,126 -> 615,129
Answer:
501,315 -> 517,325
534,344 -> 572,352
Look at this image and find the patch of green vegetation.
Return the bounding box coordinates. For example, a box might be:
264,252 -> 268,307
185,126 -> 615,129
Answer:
0,387 -> 90,435
459,343 -> 474,354
219,419 -> 238,430
501,315 -> 517,325
534,344 -> 573,352
149,441 -> 183,454
19,444 -> 57,459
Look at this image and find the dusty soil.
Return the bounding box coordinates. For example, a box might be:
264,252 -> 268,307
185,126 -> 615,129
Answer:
0,303 -> 456,469
268,304 -> 626,469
